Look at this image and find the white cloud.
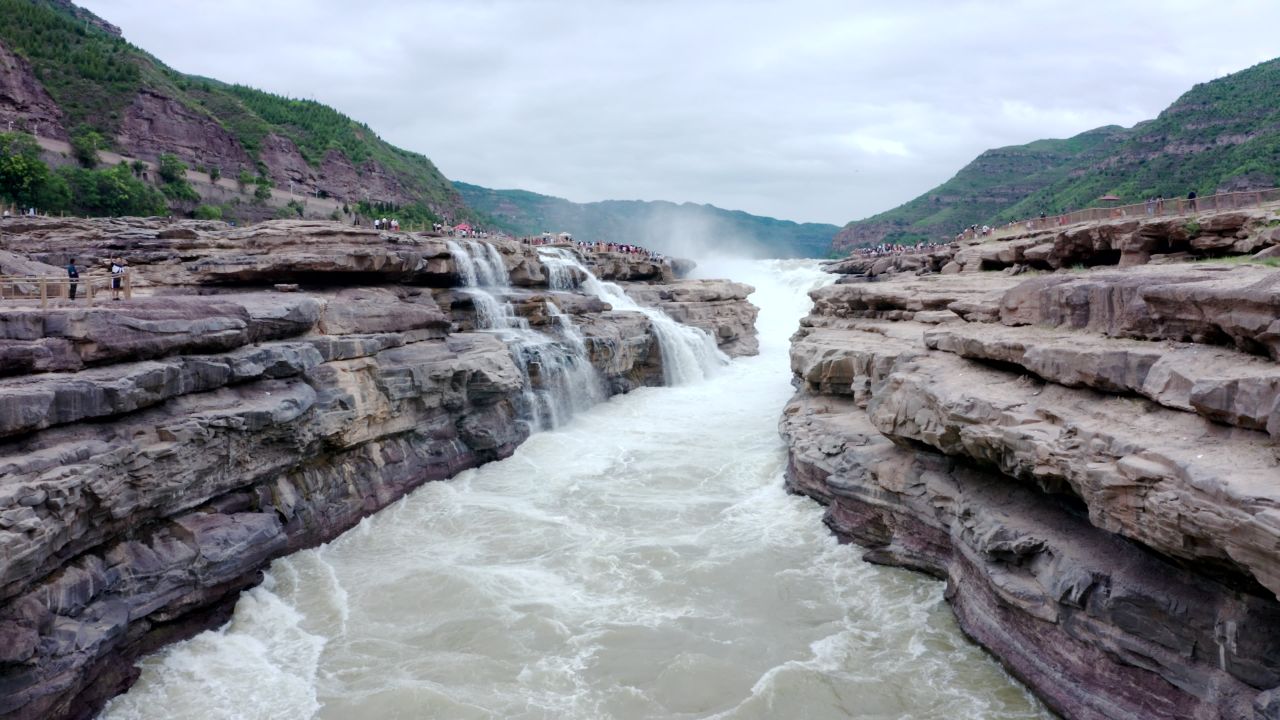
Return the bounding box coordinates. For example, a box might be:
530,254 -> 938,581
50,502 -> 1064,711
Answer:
840,134 -> 910,158
79,0 -> 1280,225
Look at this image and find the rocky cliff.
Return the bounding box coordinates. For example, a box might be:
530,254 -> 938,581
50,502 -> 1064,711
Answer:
0,218 -> 758,720
826,207 -> 1280,283
783,213 -> 1280,718
0,0 -> 467,220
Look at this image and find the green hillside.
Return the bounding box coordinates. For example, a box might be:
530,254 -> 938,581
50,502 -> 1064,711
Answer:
0,0 -> 465,218
457,183 -> 838,258
835,58 -> 1280,251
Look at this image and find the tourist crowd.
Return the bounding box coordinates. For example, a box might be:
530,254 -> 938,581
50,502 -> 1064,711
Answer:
855,240 -> 949,258
517,233 -> 667,262
576,240 -> 668,262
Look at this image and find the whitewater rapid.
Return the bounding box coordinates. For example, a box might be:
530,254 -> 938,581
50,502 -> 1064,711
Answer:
101,260 -> 1049,720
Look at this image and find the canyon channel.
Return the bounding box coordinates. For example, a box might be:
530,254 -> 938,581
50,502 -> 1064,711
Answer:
97,259 -> 1049,720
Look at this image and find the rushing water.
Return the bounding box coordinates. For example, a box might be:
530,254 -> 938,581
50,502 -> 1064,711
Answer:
446,240 -> 606,430
101,259 -> 1051,720
540,248 -> 726,386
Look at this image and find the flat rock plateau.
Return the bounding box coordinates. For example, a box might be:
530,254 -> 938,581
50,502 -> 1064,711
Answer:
0,217 -> 758,720
784,207 -> 1280,719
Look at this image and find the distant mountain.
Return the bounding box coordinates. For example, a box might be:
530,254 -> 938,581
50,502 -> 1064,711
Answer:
834,58 -> 1280,252
0,0 -> 467,221
457,183 -> 839,258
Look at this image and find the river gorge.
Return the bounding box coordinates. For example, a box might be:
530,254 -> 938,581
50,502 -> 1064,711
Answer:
98,259 -> 1049,720
4,215 -> 1280,720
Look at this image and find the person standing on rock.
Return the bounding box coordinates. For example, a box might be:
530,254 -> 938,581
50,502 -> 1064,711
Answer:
66,259 -> 79,302
110,259 -> 124,300
1187,190 -> 1198,212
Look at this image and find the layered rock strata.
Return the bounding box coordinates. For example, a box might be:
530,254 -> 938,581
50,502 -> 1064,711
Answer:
825,207 -> 1280,282
0,219 -> 758,720
782,263 -> 1280,720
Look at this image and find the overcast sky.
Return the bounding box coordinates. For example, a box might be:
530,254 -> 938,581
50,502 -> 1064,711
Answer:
81,0 -> 1280,225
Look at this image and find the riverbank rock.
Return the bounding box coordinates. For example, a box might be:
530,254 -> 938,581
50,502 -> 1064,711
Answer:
0,218 -> 759,720
782,258 -> 1280,719
822,206 -> 1280,282
626,280 -> 759,356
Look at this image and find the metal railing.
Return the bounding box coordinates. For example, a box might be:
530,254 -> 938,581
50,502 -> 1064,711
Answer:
978,187 -> 1280,241
0,273 -> 132,307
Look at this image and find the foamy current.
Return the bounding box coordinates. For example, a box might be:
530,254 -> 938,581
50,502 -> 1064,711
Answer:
101,260 -> 1050,720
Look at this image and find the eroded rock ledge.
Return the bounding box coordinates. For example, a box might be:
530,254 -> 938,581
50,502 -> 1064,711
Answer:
782,261 -> 1280,719
825,206 -> 1280,282
0,218 -> 758,720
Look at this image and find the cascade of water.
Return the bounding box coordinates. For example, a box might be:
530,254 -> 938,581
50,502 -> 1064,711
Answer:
539,248 -> 727,385
448,239 -> 602,431
448,239 -> 526,331
478,241 -> 510,286
447,239 -> 480,287
544,301 -> 605,412
543,253 -> 581,291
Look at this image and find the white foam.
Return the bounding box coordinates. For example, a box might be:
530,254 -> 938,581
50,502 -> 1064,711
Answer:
100,574 -> 326,720
540,248 -> 728,385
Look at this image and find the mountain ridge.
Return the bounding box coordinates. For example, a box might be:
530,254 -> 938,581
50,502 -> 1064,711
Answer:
457,181 -> 839,258
0,0 -> 467,222
834,57 -> 1280,252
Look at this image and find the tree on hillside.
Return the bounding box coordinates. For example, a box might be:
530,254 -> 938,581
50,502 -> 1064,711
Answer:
157,153 -> 185,183
33,171 -> 72,213
0,132 -> 50,207
253,175 -> 272,202
156,153 -> 199,203
59,164 -> 166,217
70,127 -> 103,168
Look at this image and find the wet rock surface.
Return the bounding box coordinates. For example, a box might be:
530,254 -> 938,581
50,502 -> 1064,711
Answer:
626,280 -> 759,357
782,255 -> 1280,719
0,218 -> 758,720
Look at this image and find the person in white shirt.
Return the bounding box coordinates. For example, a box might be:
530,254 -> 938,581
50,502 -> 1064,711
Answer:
110,260 -> 125,300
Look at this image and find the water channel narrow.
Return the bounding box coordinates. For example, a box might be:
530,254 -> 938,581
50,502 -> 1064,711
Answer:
101,259 -> 1051,720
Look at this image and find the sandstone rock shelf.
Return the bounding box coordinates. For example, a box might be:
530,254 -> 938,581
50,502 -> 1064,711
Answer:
825,207 -> 1280,283
0,218 -> 759,720
782,260 -> 1280,719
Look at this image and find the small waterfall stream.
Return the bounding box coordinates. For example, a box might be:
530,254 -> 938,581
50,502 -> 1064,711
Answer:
447,240 -> 605,430
539,248 -> 727,386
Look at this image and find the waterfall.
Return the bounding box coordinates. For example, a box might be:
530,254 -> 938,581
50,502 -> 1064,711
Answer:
539,248 -> 727,385
448,240 -> 522,330
545,300 -> 605,412
447,239 -> 509,287
447,239 -> 600,431
448,240 -> 480,287
543,252 -> 582,291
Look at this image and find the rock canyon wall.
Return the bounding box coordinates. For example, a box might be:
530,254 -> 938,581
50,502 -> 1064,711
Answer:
784,208 -> 1280,719
0,218 -> 758,720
